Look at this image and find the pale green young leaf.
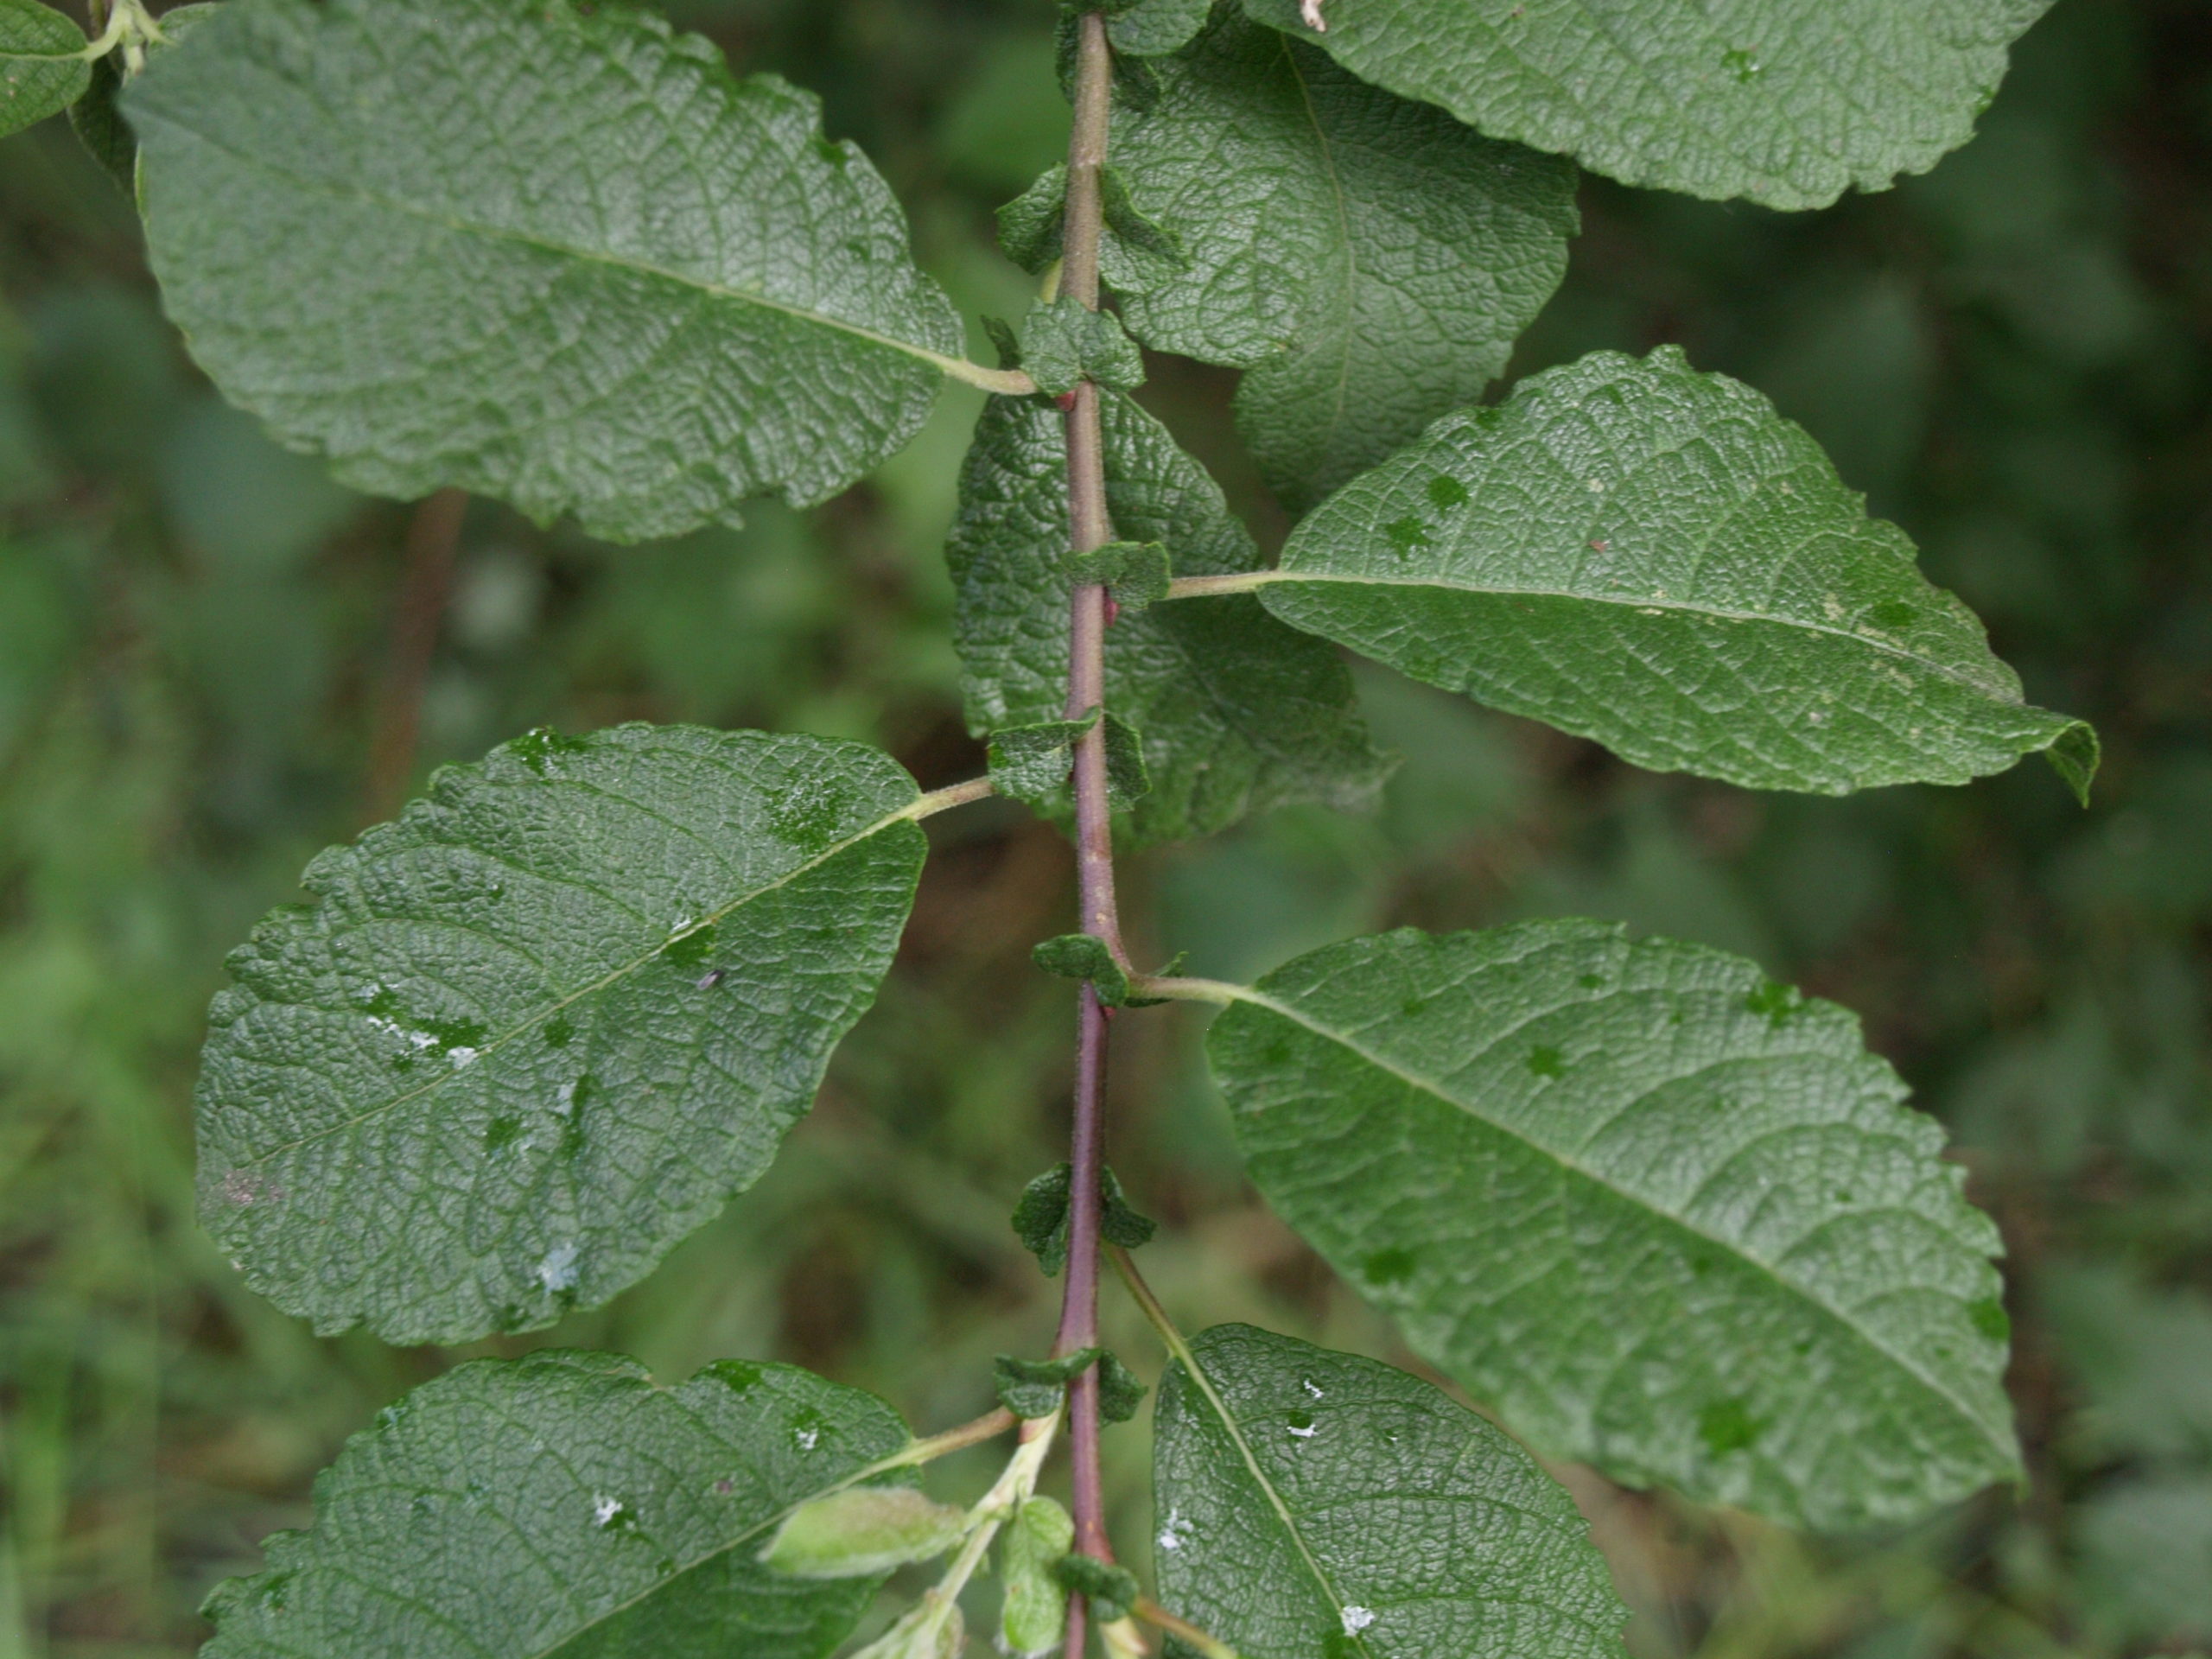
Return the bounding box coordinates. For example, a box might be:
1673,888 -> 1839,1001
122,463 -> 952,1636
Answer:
946,391 -> 1387,846
1246,347 -> 2094,798
1154,1324 -> 1627,1659
200,1350 -> 913,1659
1001,1497 -> 1075,1656
125,0 -> 971,543
1206,923 -> 2022,1529
760,1486 -> 969,1580
1110,10 -> 1577,507
0,0 -> 89,138
1241,0 -> 2053,210
196,724 -> 926,1344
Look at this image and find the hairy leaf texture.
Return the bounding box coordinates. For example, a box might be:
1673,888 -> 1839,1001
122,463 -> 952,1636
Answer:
1154,1324 -> 1628,1659
1241,0 -> 2054,210
1207,923 -> 2024,1529
0,0 -> 90,137
1112,9 -> 1577,508
946,391 -> 1388,846
200,1351 -> 912,1659
1250,347 -> 2094,798
195,725 -> 925,1344
126,0 -> 966,542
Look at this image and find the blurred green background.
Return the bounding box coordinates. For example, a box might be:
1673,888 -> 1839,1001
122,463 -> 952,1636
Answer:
3,0 -> 2209,1654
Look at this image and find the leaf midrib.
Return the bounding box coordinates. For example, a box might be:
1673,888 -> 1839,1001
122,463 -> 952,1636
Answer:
1253,567 -> 2024,704
1167,1339 -> 1378,1659
230,802 -> 919,1171
1220,982 -> 2011,1459
131,107 -> 972,383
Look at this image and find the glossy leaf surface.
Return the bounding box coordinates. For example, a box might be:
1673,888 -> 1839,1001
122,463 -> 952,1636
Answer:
1207,923 -> 2023,1529
1113,10 -> 1577,507
196,725 -> 925,1344
1154,1324 -> 1628,1659
1241,0 -> 2053,210
1254,348 -> 2094,798
946,391 -> 1387,846
127,0 -> 966,542
200,1350 -> 912,1659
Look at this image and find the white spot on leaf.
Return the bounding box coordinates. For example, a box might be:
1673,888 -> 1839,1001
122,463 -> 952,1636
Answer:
1341,1605 -> 1376,1635
537,1243 -> 579,1293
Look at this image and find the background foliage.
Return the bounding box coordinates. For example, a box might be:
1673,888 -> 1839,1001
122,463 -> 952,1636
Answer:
0,0 -> 2207,1654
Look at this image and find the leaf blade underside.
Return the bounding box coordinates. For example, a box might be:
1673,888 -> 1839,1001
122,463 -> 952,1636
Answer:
199,1351 -> 912,1659
946,390 -> 1388,846
125,0 -> 965,542
1255,346 -> 2094,799
1206,922 -> 2023,1530
195,724 -> 925,1344
1239,0 -> 2055,210
1112,9 -> 1578,508
1154,1323 -> 1629,1659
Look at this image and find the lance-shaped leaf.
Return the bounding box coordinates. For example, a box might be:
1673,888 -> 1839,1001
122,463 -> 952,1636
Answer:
1154,1324 -> 1628,1659
1241,0 -> 2053,211
196,724 -> 927,1344
200,1350 -> 914,1659
0,0 -> 90,137
1236,347 -> 2094,799
946,391 -> 1387,846
1206,923 -> 2023,1529
125,0 -> 981,543
1111,10 -> 1577,508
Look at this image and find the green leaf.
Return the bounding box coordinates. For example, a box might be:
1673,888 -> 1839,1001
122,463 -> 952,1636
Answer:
1032,932 -> 1185,1008
1001,1497 -> 1076,1656
997,163 -> 1188,297
1249,347 -> 2096,799
1108,0 -> 1213,57
997,1350 -> 1099,1420
1021,298 -> 1147,395
1052,1554 -> 1141,1624
1154,1325 -> 1627,1659
947,390 -> 1388,847
1240,0 -> 2053,210
67,3 -> 218,190
760,1486 -> 969,1580
988,709 -> 1150,813
1205,923 -> 2023,1529
125,0 -> 970,543
1011,1162 -> 1158,1276
195,724 -> 927,1344
1109,10 -> 1577,507
0,0 -> 89,138
200,1349 -> 913,1659
1096,1351 -> 1147,1425
1065,540 -> 1173,615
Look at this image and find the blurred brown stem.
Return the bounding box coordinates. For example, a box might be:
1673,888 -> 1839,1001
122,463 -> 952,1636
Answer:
364,487 -> 467,823
1054,12 -> 1120,1658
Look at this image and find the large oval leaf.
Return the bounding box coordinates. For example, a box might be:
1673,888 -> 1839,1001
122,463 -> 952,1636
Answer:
200,1350 -> 912,1659
196,725 -> 926,1344
1154,1324 -> 1627,1659
126,0 -> 970,543
947,390 -> 1387,847
1239,347 -> 2094,799
1111,9 -> 1576,508
1239,0 -> 2052,210
1206,922 -> 2022,1529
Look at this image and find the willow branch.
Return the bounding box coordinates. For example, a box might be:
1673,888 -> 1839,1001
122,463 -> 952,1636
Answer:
364,487 -> 467,823
1054,13 -> 1122,1659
